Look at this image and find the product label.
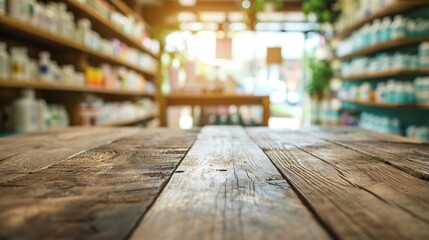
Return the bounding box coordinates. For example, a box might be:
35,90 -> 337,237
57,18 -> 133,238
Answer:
40,65 -> 49,74
11,64 -> 23,73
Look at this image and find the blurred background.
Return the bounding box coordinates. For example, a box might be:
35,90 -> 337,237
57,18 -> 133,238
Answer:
0,0 -> 429,142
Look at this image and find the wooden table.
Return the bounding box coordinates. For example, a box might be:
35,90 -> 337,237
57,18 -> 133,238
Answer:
159,94 -> 270,127
0,126 -> 428,240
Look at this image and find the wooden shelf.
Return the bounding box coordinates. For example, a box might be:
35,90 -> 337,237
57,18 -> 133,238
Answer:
100,112 -> 158,126
109,0 -> 142,22
338,37 -> 429,61
341,69 -> 429,80
342,99 -> 429,109
335,0 -> 429,39
0,79 -> 155,97
60,0 -> 158,59
0,15 -> 157,79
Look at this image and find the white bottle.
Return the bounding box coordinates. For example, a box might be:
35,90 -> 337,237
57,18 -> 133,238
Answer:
8,0 -> 29,22
0,42 -> 9,79
56,3 -> 68,37
45,3 -> 57,33
37,99 -> 48,131
39,51 -> 51,82
12,89 -> 39,133
392,15 -> 406,39
10,47 -> 26,80
0,0 -> 6,15
78,18 -> 91,46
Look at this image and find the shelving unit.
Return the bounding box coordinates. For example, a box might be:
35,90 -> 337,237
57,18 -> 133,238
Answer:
59,0 -> 158,58
338,37 -> 429,61
335,0 -> 429,139
341,69 -> 429,80
0,0 -> 160,132
0,15 -> 156,79
335,0 -> 429,39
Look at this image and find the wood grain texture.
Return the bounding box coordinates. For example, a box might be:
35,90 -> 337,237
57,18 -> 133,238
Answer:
247,128 -> 429,240
0,127 -> 139,183
309,128 -> 429,180
131,126 -> 330,240
0,128 -> 197,240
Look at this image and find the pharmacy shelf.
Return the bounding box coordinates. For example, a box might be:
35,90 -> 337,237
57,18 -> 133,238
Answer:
338,37 -> 429,61
100,112 -> 158,127
60,0 -> 158,59
110,0 -> 142,23
0,15 -> 157,79
335,0 -> 429,39
341,69 -> 429,80
342,99 -> 429,109
0,79 -> 156,97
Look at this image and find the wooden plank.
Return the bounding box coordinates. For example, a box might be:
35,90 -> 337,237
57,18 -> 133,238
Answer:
309,129 -> 429,180
247,128 -> 429,240
0,127 -> 139,183
0,128 -> 198,239
131,126 -> 330,240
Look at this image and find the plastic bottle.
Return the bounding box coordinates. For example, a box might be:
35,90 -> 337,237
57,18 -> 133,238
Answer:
37,99 -> 48,131
39,51 -> 51,82
370,19 -> 381,44
12,89 -> 38,133
0,0 -> 6,15
78,19 -> 91,46
392,15 -> 406,39
27,0 -> 36,23
10,47 -> 26,80
56,3 -> 68,37
45,3 -> 57,33
0,42 -> 9,79
380,17 -> 391,42
8,0 -> 28,22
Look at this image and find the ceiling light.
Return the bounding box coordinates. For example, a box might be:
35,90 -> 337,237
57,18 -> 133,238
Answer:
179,0 -> 196,6
242,0 -> 251,9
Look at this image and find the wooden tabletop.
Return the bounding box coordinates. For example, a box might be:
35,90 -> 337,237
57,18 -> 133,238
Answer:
0,126 -> 428,240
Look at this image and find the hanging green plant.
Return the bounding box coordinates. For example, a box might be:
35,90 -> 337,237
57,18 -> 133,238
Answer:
307,58 -> 333,99
303,0 -> 339,24
246,0 -> 283,13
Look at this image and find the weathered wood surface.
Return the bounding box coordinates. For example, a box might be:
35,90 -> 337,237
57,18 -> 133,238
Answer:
0,127 -> 139,183
131,126 -> 330,240
0,128 -> 197,239
247,127 -> 429,240
0,126 -> 428,240
309,128 -> 429,180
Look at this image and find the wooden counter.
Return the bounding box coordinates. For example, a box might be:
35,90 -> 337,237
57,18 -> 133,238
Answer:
0,126 -> 428,239
159,94 -> 270,127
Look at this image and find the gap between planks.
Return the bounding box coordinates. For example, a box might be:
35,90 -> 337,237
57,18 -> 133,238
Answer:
246,127 -> 429,240
0,128 -> 198,239
131,126 -> 331,240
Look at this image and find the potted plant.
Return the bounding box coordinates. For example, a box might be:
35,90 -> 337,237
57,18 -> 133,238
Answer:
303,0 -> 340,24
307,58 -> 333,100
307,58 -> 333,124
